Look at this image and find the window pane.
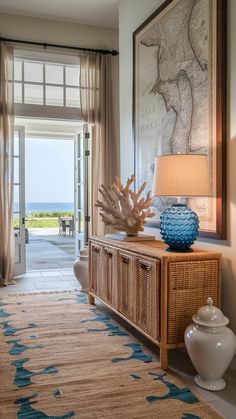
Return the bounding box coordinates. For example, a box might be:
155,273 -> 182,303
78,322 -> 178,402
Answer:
77,184 -> 84,209
76,211 -> 84,234
14,82 -> 22,103
14,185 -> 20,212
13,212 -> 20,230
79,163 -> 84,183
76,159 -> 84,183
14,132 -> 19,155
46,86 -> 64,106
24,61 -> 43,82
66,66 -> 79,86
24,84 -> 44,105
14,157 -> 19,184
45,64 -> 63,84
14,60 -> 22,81
77,137 -> 83,158
66,87 -> 80,108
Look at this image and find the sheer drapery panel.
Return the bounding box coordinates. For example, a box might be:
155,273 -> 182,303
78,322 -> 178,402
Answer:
80,53 -> 118,236
0,43 -> 14,285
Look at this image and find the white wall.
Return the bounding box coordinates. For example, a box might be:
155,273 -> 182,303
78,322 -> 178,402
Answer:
0,13 -> 120,154
119,0 -> 236,368
0,13 -> 118,50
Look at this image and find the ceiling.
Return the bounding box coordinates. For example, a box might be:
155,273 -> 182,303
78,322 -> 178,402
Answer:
0,0 -> 119,28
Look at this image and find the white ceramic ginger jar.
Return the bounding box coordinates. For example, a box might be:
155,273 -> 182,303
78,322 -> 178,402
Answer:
184,297 -> 236,391
73,247 -> 89,292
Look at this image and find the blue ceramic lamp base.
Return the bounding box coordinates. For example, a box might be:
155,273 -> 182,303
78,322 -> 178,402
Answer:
160,204 -> 199,252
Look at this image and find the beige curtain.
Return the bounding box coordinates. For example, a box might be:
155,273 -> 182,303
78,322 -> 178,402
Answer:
0,43 -> 14,286
80,53 -> 119,236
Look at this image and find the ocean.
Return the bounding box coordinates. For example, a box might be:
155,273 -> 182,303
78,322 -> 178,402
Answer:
24,202 -> 74,214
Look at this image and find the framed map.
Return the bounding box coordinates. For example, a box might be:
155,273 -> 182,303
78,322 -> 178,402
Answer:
133,0 -> 226,239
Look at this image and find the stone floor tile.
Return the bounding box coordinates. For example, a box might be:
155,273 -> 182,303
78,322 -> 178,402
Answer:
41,271 -> 63,277
33,280 -> 79,290
210,399 -> 236,418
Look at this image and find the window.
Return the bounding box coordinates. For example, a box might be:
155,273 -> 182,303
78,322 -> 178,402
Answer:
14,51 -> 81,119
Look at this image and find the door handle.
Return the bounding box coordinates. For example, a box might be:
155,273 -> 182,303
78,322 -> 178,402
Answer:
22,217 -> 25,225
140,262 -> 151,271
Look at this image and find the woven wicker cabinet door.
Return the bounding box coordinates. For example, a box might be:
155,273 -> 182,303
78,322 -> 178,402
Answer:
118,251 -> 136,323
90,244 -> 103,296
135,257 -> 160,340
102,247 -> 118,307
168,259 -> 219,344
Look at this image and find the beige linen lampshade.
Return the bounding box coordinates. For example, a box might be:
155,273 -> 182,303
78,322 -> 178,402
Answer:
152,154 -> 211,197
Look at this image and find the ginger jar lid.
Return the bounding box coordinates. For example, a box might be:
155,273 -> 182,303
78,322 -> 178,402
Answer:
192,298 -> 229,327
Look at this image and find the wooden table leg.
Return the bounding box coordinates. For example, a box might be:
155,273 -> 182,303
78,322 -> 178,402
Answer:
88,293 -> 95,305
160,347 -> 168,370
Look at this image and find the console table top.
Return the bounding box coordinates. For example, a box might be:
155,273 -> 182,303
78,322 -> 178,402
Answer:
90,236 -> 221,262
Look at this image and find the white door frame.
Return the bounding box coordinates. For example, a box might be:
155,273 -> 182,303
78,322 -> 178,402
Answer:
14,126 -> 26,276
74,123 -> 91,256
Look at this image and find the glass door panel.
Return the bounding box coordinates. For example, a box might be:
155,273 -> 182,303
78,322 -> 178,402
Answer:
74,124 -> 91,255
14,127 -> 26,276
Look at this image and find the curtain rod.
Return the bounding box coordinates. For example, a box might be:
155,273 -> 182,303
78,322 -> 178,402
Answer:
0,36 -> 119,56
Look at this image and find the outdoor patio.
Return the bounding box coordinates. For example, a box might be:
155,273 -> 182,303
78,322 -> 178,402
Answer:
26,227 -> 75,271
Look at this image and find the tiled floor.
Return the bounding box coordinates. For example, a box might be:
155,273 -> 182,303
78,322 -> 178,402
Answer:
0,268 -> 79,296
1,270 -> 236,418
27,229 -> 75,270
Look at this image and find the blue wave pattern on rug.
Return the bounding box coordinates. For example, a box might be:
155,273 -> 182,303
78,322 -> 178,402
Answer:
80,308 -> 129,337
1,321 -> 38,336
129,374 -> 141,380
76,293 -> 88,304
0,307 -> 12,317
11,358 -> 58,387
7,338 -> 43,355
0,297 -> 73,417
0,301 -> 8,306
146,372 -> 199,405
58,293 -> 88,304
15,393 -> 75,418
112,343 -> 153,363
0,293 -> 209,418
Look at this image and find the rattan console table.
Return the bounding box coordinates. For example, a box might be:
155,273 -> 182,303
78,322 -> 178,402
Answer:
88,236 -> 221,369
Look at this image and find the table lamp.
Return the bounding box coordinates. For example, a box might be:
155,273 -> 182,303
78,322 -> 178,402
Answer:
152,154 -> 211,251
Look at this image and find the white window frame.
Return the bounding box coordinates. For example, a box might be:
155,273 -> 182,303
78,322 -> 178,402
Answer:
14,49 -> 82,120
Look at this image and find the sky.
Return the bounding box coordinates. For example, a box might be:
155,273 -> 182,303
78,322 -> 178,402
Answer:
25,138 -> 74,203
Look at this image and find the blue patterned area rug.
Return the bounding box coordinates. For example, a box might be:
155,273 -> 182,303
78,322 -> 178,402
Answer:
0,292 -> 222,418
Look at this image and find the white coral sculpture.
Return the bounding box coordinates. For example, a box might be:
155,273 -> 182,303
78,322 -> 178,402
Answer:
95,175 -> 155,236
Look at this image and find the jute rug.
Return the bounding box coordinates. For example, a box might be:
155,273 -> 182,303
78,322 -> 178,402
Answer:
0,292 -> 222,418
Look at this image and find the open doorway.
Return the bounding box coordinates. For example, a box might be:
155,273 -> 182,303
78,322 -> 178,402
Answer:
14,117 -> 89,275
25,133 -> 75,271
13,49 -> 91,276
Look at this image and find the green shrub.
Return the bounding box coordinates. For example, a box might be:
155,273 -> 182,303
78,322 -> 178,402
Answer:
26,219 -> 59,228
26,211 -> 74,218
13,212 -> 75,228
14,218 -> 59,228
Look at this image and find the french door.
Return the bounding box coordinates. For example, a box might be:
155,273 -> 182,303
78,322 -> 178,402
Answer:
13,126 -> 26,276
74,124 -> 91,256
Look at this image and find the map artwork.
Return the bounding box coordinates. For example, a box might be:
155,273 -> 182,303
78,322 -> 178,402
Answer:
133,0 -> 225,237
